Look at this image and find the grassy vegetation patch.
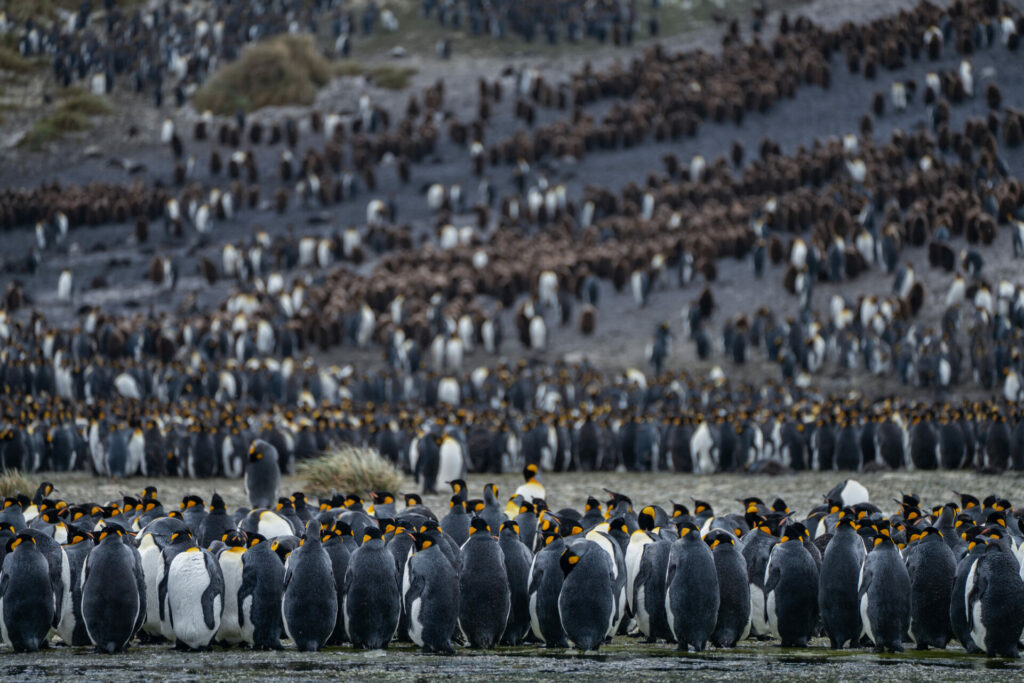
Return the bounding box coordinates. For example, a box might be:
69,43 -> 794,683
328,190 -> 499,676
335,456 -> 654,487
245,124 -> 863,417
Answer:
297,445 -> 404,497
18,96 -> 106,149
192,34 -> 333,115
58,91 -> 112,115
0,45 -> 33,75
334,59 -> 365,77
366,65 -> 417,90
0,469 -> 32,497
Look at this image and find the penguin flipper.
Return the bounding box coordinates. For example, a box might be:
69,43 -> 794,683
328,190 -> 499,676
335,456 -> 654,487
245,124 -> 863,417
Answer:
157,558 -> 170,622
633,548 -> 653,608
403,567 -> 426,613
238,564 -> 258,628
201,551 -> 224,632
132,551 -> 147,636
965,572 -> 987,633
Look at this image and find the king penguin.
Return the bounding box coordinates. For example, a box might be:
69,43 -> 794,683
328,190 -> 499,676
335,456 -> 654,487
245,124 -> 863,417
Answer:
440,496 -> 470,546
499,520 -> 533,645
965,535 -> 1024,657
528,525 -> 567,647
459,518 -> 511,648
81,526 -> 145,653
138,516 -> 188,642
558,540 -> 615,651
324,524 -> 351,646
906,527 -> 956,649
160,528 -> 225,650
403,528 -> 460,654
200,493 -> 237,549
633,533 -> 673,642
214,530 -> 248,646
238,534 -> 285,650
859,533 -> 911,652
706,529 -> 750,648
742,518 -> 778,638
818,516 -> 865,648
665,522 -> 719,651
59,527 -> 94,645
764,523 -> 819,647
282,520 -> 337,652
245,440 -> 281,509
343,526 -> 400,649
0,533 -> 54,652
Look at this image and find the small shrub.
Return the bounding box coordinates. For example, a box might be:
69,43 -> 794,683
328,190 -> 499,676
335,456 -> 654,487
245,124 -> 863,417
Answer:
297,445 -> 404,497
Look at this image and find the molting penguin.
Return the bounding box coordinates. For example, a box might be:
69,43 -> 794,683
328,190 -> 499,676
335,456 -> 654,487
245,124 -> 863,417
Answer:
966,537 -> 1024,657
818,516 -> 865,649
665,522 -> 719,651
160,528 -> 225,650
906,527 -> 956,649
459,518 -> 511,648
706,529 -> 750,648
282,520 -> 337,652
214,530 -> 248,646
403,529 -> 460,654
499,520 -> 533,645
859,533 -> 911,652
238,534 -> 285,650
528,527 -> 567,647
764,523 -> 819,647
0,533 -> 54,652
558,540 -> 615,652
343,526 -> 400,649
245,440 -> 281,509
81,527 -> 145,653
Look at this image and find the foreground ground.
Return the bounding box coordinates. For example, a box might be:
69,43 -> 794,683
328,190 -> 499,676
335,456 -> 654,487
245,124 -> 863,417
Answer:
2,637 -> 1020,681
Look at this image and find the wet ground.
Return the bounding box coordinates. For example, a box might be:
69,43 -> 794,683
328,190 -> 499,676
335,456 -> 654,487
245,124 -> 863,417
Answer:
3,636 -> 1022,681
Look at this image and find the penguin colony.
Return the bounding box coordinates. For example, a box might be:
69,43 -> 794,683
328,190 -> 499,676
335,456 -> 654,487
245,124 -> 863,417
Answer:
3,476 -> 1024,658
3,2 -> 1024,481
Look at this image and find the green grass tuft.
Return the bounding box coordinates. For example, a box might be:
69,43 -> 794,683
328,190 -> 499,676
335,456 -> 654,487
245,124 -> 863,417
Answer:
192,34 -> 334,115
0,469 -> 32,497
334,59 -> 365,77
297,445 -> 404,497
58,91 -> 112,115
0,46 -> 33,74
367,65 -> 417,90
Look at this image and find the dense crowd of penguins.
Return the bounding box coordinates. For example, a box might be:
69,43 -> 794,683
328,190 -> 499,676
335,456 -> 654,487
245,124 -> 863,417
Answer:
2,474 -> 1024,658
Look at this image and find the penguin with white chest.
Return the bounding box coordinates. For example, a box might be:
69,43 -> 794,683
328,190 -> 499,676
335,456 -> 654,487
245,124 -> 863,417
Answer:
60,528 -> 94,645
0,533 -> 54,652
214,530 -> 247,645
343,526 -> 400,649
665,522 -> 719,651
159,528 -> 224,650
403,528 -> 460,654
81,527 -> 145,653
459,518 -> 511,648
764,523 -> 819,647
528,527 -> 567,647
858,533 -> 911,652
706,529 -> 750,648
282,520 -> 337,652
965,536 -> 1024,658
238,534 -> 284,650
138,517 -> 189,641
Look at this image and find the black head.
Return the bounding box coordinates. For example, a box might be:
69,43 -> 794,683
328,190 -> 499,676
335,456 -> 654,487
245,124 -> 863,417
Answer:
362,526 -> 383,544
469,517 -> 491,535
560,547 -> 580,575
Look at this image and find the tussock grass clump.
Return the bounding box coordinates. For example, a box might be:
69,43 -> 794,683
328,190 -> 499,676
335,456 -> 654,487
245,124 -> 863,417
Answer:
0,46 -> 32,74
19,108 -> 92,148
0,469 -> 32,497
58,91 -> 112,115
367,65 -> 416,90
334,59 -> 365,77
297,445 -> 403,497
193,34 -> 333,114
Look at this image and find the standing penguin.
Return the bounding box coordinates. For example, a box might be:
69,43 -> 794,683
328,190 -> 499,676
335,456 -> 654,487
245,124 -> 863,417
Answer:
906,527 -> 956,649
559,540 -> 615,651
214,530 -> 247,646
966,538 -> 1024,657
819,516 -> 866,649
160,529 -> 225,650
81,527 -> 145,653
324,526 -> 351,646
951,533 -> 986,653
528,528 -> 567,647
245,440 -> 280,509
0,533 -> 54,652
343,526 -> 400,649
60,528 -> 94,645
238,534 -> 285,650
633,536 -> 673,642
282,520 -> 337,652
764,523 -> 819,647
499,520 -> 533,645
859,533 -> 911,652
459,518 -> 511,648
403,529 -> 460,654
665,522 -> 719,651
742,520 -> 778,638
706,529 -> 750,648
138,517 -> 188,642
440,497 -> 470,546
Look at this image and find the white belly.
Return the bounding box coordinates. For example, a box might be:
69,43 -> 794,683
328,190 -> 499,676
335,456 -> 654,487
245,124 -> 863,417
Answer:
216,551 -> 245,643
167,551 -> 219,648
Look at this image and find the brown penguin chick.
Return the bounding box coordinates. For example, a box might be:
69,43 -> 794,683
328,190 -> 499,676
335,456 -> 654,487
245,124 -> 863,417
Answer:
199,257 -> 218,285
698,287 -> 715,319
135,217 -> 149,244
194,120 -> 207,141
987,83 -> 1002,110
275,188 -> 288,214
906,281 -> 925,316
210,149 -> 222,176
